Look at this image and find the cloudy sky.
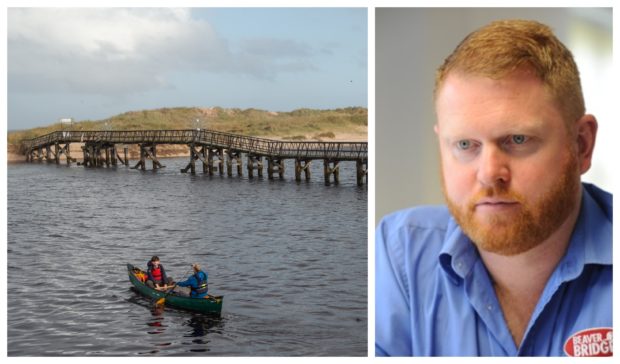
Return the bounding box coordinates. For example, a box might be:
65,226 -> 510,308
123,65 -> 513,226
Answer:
7,8 -> 368,130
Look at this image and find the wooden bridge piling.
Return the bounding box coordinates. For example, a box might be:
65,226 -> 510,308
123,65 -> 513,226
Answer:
226,150 -> 243,177
181,144 -> 195,174
267,157 -> 285,179
78,142 -> 115,167
123,146 -> 129,166
53,142 -> 75,164
30,147 -> 39,162
247,154 -> 263,178
198,145 -> 207,174
80,143 -> 92,166
207,148 -> 214,175
110,147 -> 117,166
323,159 -> 340,185
294,159 -> 312,182
356,159 -> 368,187
80,145 -> 87,166
200,146 -> 208,174
133,144 -> 164,170
149,145 -> 164,170
105,147 -> 111,167
207,148 -> 224,176
181,144 -> 207,174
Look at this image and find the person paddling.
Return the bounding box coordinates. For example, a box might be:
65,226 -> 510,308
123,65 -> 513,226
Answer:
176,263 -> 209,298
146,256 -> 174,289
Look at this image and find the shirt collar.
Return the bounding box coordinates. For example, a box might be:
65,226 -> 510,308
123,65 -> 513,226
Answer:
438,183 -> 612,284
439,217 -> 477,284
555,183 -> 612,281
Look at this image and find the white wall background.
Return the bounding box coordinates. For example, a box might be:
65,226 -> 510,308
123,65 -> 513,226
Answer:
375,8 -> 613,224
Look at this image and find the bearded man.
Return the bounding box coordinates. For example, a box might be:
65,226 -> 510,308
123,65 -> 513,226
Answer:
375,19 -> 612,357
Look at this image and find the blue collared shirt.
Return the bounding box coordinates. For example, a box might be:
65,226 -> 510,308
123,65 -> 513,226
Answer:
375,183 -> 612,356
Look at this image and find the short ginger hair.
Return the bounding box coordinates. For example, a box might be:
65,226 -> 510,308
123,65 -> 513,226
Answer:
435,19 -> 585,126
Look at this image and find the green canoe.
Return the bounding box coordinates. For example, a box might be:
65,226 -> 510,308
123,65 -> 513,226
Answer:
127,263 -> 223,315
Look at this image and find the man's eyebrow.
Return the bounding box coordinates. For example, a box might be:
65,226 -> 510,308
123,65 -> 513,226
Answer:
501,121 -> 547,134
439,121 -> 548,140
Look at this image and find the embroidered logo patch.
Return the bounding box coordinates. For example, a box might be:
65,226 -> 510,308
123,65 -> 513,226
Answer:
564,327 -> 612,357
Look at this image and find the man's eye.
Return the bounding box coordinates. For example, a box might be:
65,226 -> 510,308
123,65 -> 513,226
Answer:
457,140 -> 471,150
511,135 -> 527,144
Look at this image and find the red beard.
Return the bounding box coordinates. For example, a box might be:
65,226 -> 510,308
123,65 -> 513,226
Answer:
444,152 -> 580,256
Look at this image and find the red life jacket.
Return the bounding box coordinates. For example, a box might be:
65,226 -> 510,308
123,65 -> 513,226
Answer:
151,266 -> 163,282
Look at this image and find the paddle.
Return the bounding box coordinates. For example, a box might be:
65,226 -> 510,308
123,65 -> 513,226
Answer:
155,268 -> 191,306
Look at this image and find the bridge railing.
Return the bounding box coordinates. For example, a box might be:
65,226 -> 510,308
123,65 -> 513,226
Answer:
21,129 -> 367,160
200,130 -> 367,159
21,130 -> 198,148
199,130 -> 274,154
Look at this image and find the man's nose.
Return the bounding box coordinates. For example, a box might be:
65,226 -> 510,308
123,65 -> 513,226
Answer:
477,146 -> 510,187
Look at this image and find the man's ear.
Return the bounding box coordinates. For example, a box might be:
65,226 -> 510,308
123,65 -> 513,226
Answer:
575,114 -> 598,175
434,124 -> 439,135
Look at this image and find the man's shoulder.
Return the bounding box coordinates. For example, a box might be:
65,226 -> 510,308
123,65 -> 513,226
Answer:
379,205 -> 452,232
583,182 -> 612,220
376,205 -> 459,323
377,205 -> 453,260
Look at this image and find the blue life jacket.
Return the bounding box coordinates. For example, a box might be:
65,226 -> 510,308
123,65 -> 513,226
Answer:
192,271 -> 208,296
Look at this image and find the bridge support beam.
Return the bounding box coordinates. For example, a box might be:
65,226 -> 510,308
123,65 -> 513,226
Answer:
80,144 -> 92,166
356,159 -> 368,186
200,146 -> 208,173
267,157 -> 285,179
104,148 -> 111,166
181,144 -> 208,174
81,143 -> 94,167
135,146 -> 144,170
208,148 -> 224,176
323,159 -> 340,185
247,154 -> 263,178
295,159 -> 312,182
27,147 -> 43,162
118,146 -> 129,166
45,145 -> 53,162
110,147 -> 117,166
79,142 -> 117,167
132,144 -> 165,170
53,142 -> 76,164
226,150 -> 243,176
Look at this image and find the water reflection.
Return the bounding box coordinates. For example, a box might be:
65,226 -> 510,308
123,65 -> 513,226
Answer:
184,315 -> 223,338
146,311 -> 166,335
183,315 -> 224,353
130,290 -> 225,354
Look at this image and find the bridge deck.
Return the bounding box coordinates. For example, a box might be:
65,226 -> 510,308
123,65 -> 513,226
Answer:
22,129 -> 367,161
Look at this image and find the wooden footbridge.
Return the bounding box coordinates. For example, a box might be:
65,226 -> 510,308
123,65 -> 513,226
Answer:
21,129 -> 368,185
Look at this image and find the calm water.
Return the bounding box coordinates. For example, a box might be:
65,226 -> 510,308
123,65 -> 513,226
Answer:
7,157 -> 367,356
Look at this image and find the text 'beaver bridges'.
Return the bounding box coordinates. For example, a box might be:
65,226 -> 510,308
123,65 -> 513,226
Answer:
21,129 -> 368,186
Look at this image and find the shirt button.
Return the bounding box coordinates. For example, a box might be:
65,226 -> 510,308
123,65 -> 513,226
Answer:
487,304 -> 493,311
456,261 -> 463,270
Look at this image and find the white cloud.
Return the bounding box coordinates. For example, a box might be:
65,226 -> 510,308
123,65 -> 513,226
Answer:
8,8 -> 320,95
